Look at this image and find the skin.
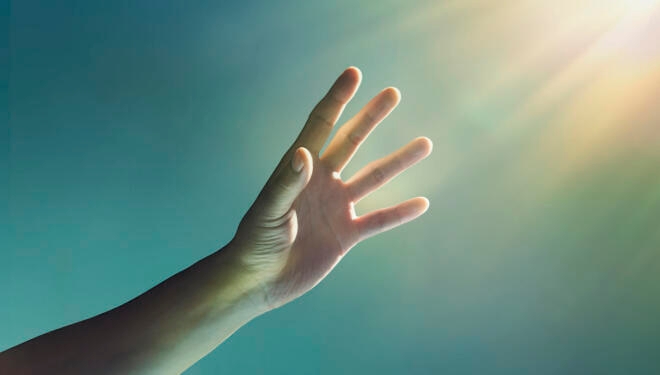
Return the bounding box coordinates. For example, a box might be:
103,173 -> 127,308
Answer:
0,67 -> 433,374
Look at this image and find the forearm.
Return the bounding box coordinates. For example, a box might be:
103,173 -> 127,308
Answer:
0,240 -> 269,375
1,66 -> 431,374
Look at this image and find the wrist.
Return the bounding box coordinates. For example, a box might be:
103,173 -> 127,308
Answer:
214,239 -> 274,315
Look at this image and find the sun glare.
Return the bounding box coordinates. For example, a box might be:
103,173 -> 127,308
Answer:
625,0 -> 659,11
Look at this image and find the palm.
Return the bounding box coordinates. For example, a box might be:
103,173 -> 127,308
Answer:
234,67 -> 432,308
277,157 -> 357,297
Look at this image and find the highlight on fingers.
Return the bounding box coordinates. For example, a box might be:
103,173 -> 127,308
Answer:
293,67 -> 363,153
354,196 -> 430,242
333,67 -> 362,103
346,136 -> 433,203
321,86 -> 402,172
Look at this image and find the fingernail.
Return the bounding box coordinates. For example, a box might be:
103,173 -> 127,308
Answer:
420,197 -> 430,213
292,149 -> 304,173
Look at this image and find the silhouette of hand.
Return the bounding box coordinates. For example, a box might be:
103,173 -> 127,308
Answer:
232,67 -> 432,309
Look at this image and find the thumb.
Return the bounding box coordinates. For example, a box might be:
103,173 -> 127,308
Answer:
260,147 -> 313,220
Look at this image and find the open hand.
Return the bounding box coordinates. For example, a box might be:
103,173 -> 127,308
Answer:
232,67 -> 433,309
0,67 -> 432,375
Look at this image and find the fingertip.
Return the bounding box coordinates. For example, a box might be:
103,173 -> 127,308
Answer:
292,148 -> 305,172
419,197 -> 430,213
415,136 -> 433,155
333,67 -> 362,103
299,145 -> 312,156
295,146 -> 314,182
345,66 -> 362,82
383,86 -> 401,104
297,146 -> 313,165
401,196 -> 430,217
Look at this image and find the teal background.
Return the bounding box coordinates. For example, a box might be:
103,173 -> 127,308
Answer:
3,1 -> 660,374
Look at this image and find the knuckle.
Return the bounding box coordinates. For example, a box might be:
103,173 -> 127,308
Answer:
346,131 -> 365,146
324,92 -> 344,107
308,112 -> 333,130
373,213 -> 388,231
362,110 -> 377,126
392,208 -> 403,226
371,166 -> 387,184
275,176 -> 296,194
377,214 -> 387,228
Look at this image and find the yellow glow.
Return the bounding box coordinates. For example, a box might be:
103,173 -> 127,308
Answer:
350,0 -> 660,213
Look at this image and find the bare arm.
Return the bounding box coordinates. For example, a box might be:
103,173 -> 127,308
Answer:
0,242 -> 267,374
0,67 -> 433,374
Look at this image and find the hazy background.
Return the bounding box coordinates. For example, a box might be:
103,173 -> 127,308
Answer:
3,0 -> 660,373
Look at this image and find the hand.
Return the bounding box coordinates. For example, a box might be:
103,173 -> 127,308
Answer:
0,67 -> 431,375
232,67 -> 433,310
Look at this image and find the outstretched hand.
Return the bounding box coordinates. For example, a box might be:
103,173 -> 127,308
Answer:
0,67 -> 432,375
233,67 -> 432,309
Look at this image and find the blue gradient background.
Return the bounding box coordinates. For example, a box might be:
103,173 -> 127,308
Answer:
3,1 -> 660,374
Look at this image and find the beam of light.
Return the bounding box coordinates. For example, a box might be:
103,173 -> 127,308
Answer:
504,0 -> 660,194
322,0 -> 660,248
506,0 -> 660,126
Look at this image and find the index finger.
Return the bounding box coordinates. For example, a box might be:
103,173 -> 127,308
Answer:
293,67 -> 362,154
